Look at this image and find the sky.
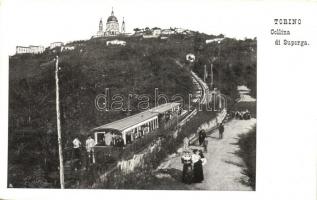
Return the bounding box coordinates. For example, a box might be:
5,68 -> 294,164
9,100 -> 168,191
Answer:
2,0 -> 260,55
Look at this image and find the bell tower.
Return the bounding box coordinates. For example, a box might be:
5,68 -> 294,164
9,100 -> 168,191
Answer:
99,18 -> 103,32
121,17 -> 125,33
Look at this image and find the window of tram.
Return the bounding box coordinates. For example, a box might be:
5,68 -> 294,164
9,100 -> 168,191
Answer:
96,132 -> 105,145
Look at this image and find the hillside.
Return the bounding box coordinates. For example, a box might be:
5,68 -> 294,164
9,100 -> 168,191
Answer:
8,33 -> 256,187
192,37 -> 257,98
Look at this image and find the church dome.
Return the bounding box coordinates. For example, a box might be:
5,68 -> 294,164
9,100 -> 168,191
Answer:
107,15 -> 118,22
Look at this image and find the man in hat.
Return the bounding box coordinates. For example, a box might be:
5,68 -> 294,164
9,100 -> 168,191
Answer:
218,123 -> 224,139
85,136 -> 95,165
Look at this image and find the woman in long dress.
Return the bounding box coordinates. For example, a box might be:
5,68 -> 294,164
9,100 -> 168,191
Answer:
192,149 -> 205,183
181,151 -> 193,184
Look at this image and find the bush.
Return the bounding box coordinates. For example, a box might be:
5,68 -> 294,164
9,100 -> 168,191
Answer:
236,128 -> 256,190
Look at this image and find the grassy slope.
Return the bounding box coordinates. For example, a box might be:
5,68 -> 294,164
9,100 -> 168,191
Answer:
8,33 -> 257,188
8,35 -> 196,187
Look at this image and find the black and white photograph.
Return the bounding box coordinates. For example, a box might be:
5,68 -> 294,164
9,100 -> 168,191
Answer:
1,0 -> 317,199
7,0 -> 257,190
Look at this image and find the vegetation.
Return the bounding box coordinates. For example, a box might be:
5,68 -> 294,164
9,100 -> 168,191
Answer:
8,32 -> 256,188
192,37 -> 257,98
236,127 -> 256,190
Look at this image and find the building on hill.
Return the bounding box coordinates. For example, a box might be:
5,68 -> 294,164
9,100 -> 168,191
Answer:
205,38 -> 224,44
121,17 -> 126,33
106,39 -> 126,46
152,27 -> 162,36
29,45 -> 45,54
50,42 -> 64,49
94,8 -> 126,38
237,85 -> 251,97
133,28 -> 144,36
96,18 -> 104,37
16,45 -> 44,54
61,45 -> 75,52
174,28 -> 186,34
143,34 -> 159,39
161,29 -> 175,35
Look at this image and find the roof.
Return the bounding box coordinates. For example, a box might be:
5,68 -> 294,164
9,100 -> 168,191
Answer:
107,10 -> 118,22
237,95 -> 256,102
237,85 -> 250,91
29,45 -> 43,48
149,102 -> 180,113
107,15 -> 118,22
92,103 -> 180,132
92,110 -> 158,132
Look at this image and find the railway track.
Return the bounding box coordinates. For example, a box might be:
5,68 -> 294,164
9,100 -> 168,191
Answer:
190,70 -> 209,105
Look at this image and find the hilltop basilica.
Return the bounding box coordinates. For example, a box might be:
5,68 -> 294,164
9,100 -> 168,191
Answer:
95,8 -> 125,37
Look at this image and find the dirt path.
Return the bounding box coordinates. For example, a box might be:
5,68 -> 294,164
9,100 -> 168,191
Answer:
156,118 -> 256,190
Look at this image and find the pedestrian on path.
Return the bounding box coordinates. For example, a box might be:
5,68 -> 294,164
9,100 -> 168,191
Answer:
203,139 -> 208,153
218,123 -> 224,139
181,150 -> 193,184
183,136 -> 190,150
192,149 -> 205,183
198,130 -> 206,145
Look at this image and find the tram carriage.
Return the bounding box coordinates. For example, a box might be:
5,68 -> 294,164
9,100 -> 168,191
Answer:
87,103 -> 181,161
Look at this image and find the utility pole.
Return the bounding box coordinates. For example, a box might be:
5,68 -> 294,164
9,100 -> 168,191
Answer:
55,56 -> 65,189
210,63 -> 213,89
204,64 -> 207,82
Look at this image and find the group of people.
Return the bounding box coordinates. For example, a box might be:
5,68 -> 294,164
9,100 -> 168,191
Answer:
180,122 -> 226,184
97,133 -> 126,147
234,109 -> 251,120
72,135 -> 96,171
181,149 -> 207,184
110,135 -> 125,147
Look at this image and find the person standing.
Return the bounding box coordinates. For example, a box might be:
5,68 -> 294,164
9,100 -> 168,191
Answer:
203,139 -> 208,153
72,137 -> 82,170
183,136 -> 190,150
181,151 -> 193,184
218,123 -> 224,139
85,136 -> 95,165
192,149 -> 204,183
126,132 -> 132,144
198,130 -> 206,146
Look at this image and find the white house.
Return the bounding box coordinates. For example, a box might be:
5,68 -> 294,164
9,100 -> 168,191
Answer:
205,38 -> 224,44
16,45 -> 44,54
143,35 -> 159,39
152,27 -> 162,36
29,45 -> 45,54
237,85 -> 252,99
161,29 -> 175,35
50,42 -> 64,49
16,46 -> 30,54
61,45 -> 75,51
106,40 -> 126,46
174,28 -> 186,34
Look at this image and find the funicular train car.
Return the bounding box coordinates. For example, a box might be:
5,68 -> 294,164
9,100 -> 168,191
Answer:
88,102 -> 181,163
